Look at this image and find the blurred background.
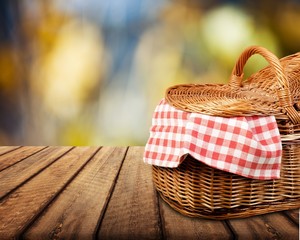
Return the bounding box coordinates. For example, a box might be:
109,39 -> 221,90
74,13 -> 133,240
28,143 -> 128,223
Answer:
0,0 -> 299,146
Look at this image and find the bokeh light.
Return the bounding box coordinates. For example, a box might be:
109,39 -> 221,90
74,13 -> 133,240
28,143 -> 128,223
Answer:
0,0 -> 299,146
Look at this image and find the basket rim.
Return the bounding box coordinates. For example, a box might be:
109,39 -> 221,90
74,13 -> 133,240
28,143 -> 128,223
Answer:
165,46 -> 300,124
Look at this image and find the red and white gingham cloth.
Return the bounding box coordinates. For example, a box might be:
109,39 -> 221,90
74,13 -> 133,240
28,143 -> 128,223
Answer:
144,99 -> 282,180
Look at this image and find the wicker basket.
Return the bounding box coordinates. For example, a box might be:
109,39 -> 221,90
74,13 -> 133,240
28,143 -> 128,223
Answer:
152,46 -> 300,219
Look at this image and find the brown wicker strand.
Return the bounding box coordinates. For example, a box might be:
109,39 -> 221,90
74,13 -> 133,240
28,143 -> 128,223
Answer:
230,46 -> 287,90
155,46 -> 300,219
229,46 -> 300,124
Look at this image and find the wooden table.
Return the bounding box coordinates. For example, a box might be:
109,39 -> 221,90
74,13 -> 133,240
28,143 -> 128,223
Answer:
0,146 -> 298,240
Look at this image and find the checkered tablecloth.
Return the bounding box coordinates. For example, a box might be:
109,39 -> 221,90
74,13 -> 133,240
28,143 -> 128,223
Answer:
144,99 -> 282,180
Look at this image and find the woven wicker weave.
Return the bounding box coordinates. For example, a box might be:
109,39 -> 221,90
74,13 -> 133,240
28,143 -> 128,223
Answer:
152,46 -> 300,219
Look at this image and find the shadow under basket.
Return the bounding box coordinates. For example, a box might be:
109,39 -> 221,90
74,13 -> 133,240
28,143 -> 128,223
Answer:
152,143 -> 300,219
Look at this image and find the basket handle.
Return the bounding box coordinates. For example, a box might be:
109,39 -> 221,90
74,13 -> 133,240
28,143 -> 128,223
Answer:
229,46 -> 300,124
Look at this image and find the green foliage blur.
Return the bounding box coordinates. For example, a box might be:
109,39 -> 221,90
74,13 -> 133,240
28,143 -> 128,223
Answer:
0,0 -> 299,146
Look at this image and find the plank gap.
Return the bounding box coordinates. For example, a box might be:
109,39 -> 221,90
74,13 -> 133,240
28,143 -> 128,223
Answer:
94,146 -> 129,238
283,209 -> 299,226
97,146 -> 162,239
22,146 -> 128,239
157,193 -> 167,240
159,199 -> 233,239
228,211 -> 299,239
0,146 -> 48,172
0,147 -> 74,202
0,146 -> 22,156
17,147 -> 101,239
224,220 -> 238,240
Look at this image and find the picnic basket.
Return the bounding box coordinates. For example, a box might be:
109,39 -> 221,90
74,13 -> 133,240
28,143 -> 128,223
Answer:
152,46 -> 300,219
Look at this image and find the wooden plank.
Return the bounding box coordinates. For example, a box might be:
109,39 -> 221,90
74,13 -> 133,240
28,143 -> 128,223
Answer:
98,146 -> 162,240
0,146 -> 73,199
0,146 -> 46,171
228,212 -> 299,240
0,146 -> 99,239
159,198 -> 233,240
0,146 -> 21,156
285,209 -> 299,225
23,147 -> 127,240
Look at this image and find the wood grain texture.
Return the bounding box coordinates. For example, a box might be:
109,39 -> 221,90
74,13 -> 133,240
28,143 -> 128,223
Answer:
98,146 -> 162,240
0,146 -> 72,199
0,146 -> 46,171
228,212 -> 299,240
0,146 -> 21,156
0,146 -> 298,239
0,147 -> 99,239
23,147 -> 127,240
159,198 -> 233,240
285,209 -> 299,225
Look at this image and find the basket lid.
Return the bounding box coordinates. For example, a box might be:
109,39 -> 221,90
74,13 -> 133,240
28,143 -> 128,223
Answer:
165,46 -> 300,124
